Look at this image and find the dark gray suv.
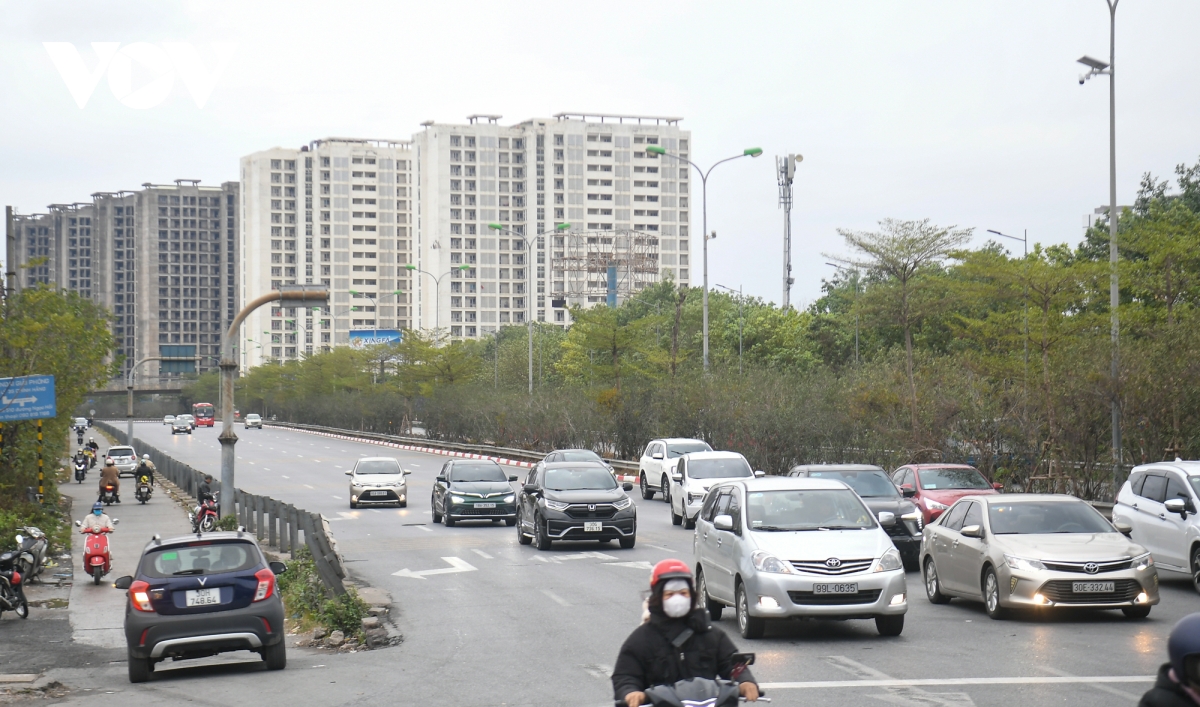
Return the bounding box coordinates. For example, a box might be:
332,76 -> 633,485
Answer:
516,461 -> 637,550
114,531 -> 287,683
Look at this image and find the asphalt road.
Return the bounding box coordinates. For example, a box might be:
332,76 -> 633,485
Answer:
57,421 -> 1198,707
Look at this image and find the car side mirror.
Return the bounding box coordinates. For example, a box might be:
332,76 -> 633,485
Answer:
1165,498 -> 1188,518
652,452 -> 664,460
714,514 -> 734,531
508,475 -> 518,482
404,470 -> 412,475
523,483 -> 539,495
74,520 -> 82,527
960,524 -> 982,538
113,576 -> 133,590
900,485 -> 916,498
269,561 -> 288,575
1113,520 -> 1133,536
622,482 -> 634,492
436,475 -> 447,483
877,511 -> 896,526
754,470 -> 766,478
671,472 -> 683,482
344,470 -> 352,476
992,483 -> 1004,491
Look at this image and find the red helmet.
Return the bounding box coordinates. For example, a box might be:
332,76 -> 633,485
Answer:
650,558 -> 693,589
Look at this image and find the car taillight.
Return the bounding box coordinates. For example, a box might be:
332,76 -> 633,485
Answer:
130,580 -> 153,612
253,568 -> 275,602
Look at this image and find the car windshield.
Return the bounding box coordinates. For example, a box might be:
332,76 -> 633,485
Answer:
545,466 -> 618,490
559,450 -> 602,462
918,467 -> 990,490
451,463 -> 508,482
806,469 -> 898,497
746,489 -> 875,531
667,442 -> 711,458
109,447 -> 134,457
989,501 -> 1115,534
688,458 -> 753,479
140,542 -> 258,578
355,460 -> 401,475
246,414 -> 260,420
74,418 -> 87,425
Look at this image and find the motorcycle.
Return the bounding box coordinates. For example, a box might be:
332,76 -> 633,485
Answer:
74,457 -> 89,483
74,520 -> 118,585
0,548 -> 29,619
76,431 -> 84,445
83,448 -> 96,469
135,473 -> 153,504
100,483 -> 118,506
190,492 -> 220,533
15,526 -> 48,583
623,654 -> 766,707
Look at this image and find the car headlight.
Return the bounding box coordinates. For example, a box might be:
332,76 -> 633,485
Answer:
875,548 -> 903,572
451,495 -> 466,504
688,493 -> 705,503
751,551 -> 794,574
1132,552 -> 1154,571
925,499 -> 949,511
613,496 -> 633,510
1005,555 -> 1046,572
543,499 -> 569,511
503,495 -> 515,504
900,510 -> 923,530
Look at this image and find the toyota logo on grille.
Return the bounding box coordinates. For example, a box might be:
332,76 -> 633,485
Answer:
825,558 -> 842,568
588,504 -> 596,511
1084,562 -> 1100,574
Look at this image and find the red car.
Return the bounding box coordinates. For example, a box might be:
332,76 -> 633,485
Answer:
890,464 -> 1001,524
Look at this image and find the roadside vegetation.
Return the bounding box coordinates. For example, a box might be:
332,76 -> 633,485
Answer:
183,156 -> 1200,500
277,547 -> 370,638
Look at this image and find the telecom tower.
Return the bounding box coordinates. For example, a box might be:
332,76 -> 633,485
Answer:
776,154 -> 801,308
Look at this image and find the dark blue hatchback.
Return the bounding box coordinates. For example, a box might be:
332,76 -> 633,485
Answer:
114,531 -> 287,683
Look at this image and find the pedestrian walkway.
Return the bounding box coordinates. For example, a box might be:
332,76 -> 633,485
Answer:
60,437 -> 191,650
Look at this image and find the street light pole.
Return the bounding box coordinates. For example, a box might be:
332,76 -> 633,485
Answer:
714,284 -> 743,375
405,264 -> 470,334
987,229 -> 1030,396
1079,0 -> 1121,492
647,145 -> 763,372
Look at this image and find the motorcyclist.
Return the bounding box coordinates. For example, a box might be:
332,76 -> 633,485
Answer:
135,454 -> 156,487
198,474 -> 215,503
1141,613 -> 1200,706
81,502 -> 115,532
612,559 -> 759,706
98,459 -> 121,503
86,437 -> 100,454
73,449 -> 88,466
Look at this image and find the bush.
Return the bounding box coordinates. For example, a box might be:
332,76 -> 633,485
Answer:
278,547 -> 369,638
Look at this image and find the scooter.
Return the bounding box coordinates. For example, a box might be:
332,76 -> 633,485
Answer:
74,457 -> 88,483
622,655 -> 767,707
83,448 -> 96,469
15,526 -> 48,583
100,483 -> 118,506
190,492 -> 220,533
134,474 -> 153,504
74,520 -> 118,585
0,549 -> 28,619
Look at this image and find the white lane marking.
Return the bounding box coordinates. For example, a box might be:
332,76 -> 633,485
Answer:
540,589 -> 570,606
819,654 -> 976,706
392,556 -> 477,579
555,551 -> 616,562
605,561 -> 653,570
281,475 -> 290,479
761,676 -> 1156,689
332,495 -> 343,500
470,549 -> 493,559
303,484 -> 315,489
325,446 -> 330,449
1037,666 -> 1141,701
532,556 -> 551,563
415,526 -> 432,532
249,461 -> 256,465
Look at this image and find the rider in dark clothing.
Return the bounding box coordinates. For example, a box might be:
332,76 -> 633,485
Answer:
612,559 -> 758,706
197,475 -> 215,503
1141,613 -> 1200,707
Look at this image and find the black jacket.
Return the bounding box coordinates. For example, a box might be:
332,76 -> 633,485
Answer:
611,609 -> 756,701
1141,664 -> 1200,707
198,481 -> 215,503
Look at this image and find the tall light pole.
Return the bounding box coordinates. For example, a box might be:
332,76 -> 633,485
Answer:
987,229 -> 1030,395
1079,0 -> 1121,491
714,284 -> 744,375
647,144 -> 763,372
488,222 -> 570,394
825,262 -> 860,366
406,264 -> 470,333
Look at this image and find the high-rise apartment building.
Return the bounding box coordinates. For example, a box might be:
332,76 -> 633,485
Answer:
8,180 -> 239,380
239,139 -> 414,368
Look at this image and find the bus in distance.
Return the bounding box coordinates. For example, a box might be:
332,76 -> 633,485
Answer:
192,402 -> 215,427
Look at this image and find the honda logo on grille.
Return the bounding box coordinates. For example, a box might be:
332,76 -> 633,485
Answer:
588,504 -> 596,511
1083,562 -> 1099,574
825,558 -> 842,568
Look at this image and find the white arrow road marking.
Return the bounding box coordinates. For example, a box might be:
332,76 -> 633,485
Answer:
814,655 -> 977,707
605,561 -> 654,570
416,526 -> 432,532
327,512 -> 358,521
541,589 -> 570,606
532,556 -> 552,563
392,556 -> 477,579
555,551 -> 616,562
471,549 -> 493,559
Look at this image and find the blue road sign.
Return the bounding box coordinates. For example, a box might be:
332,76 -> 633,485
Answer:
0,375 -> 57,422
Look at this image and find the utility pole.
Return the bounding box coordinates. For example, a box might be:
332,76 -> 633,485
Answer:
776,154 -> 801,309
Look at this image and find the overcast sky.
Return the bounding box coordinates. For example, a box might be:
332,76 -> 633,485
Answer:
3,0 -> 1198,308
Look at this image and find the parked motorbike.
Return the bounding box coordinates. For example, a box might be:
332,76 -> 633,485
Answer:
0,549 -> 29,619
74,457 -> 88,483
190,492 -> 220,532
74,520 -> 118,585
99,483 -> 118,506
135,474 -> 153,504
15,526 -> 48,583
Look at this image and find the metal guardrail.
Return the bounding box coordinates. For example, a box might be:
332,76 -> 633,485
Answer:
93,420 -> 347,595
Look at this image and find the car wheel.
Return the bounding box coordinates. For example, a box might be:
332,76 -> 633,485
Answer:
1191,545 -> 1200,595
982,566 -> 1007,620
261,640 -> 287,670
349,500 -> 357,509
517,510 -> 532,545
398,501 -> 407,508
640,474 -> 654,500
443,506 -> 455,527
924,558 -> 950,604
504,518 -> 516,526
671,499 -> 683,526
661,476 -> 671,505
431,498 -> 442,524
684,513 -> 696,530
1123,605 -> 1152,619
534,514 -> 552,550
127,651 -> 153,683
698,569 -> 722,620
619,535 -> 636,549
875,614 -> 904,636
736,583 -> 765,639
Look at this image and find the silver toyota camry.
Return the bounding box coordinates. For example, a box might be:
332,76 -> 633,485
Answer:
920,493 -> 1158,619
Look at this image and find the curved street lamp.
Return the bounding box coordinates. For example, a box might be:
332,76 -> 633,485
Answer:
405,264 -> 470,333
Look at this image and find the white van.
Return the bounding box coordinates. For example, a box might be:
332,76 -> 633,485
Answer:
1112,460 -> 1200,592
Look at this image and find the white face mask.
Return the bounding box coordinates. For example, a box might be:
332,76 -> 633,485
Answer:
663,593 -> 692,618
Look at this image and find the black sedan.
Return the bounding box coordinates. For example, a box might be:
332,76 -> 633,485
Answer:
516,461 -> 637,550
431,459 -> 519,527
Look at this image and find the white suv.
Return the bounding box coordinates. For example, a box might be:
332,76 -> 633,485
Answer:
668,451 -> 761,529
638,438 -> 712,502
1112,460 -> 1200,591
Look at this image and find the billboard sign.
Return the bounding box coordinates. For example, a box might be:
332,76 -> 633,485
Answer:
0,375 -> 57,422
349,330 -> 402,349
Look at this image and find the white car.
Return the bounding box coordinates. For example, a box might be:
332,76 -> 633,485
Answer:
668,451 -> 761,529
162,415 -> 175,425
176,414 -> 195,430
244,414 -> 262,429
1112,460 -> 1200,592
106,446 -> 139,476
638,438 -> 712,501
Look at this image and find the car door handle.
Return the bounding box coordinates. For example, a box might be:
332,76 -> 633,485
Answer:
952,539 -> 960,548
716,536 -> 722,547
1159,513 -> 1166,520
